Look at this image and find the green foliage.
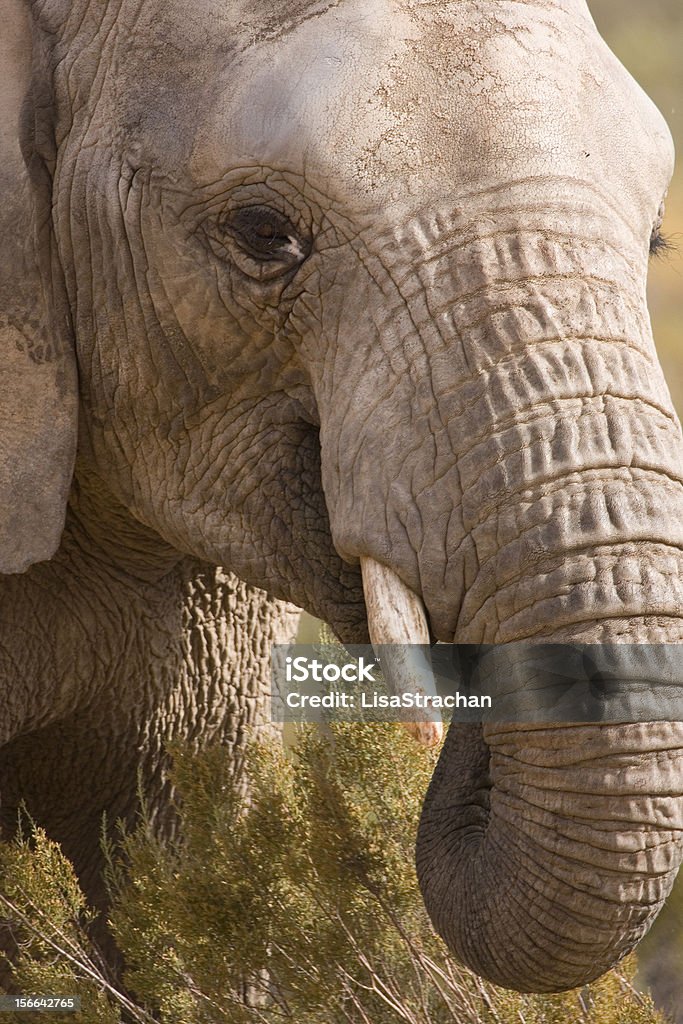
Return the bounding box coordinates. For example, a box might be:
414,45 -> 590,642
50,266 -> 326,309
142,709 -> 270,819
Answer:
0,726 -> 670,1024
0,828 -> 123,1023
109,726 -> 669,1024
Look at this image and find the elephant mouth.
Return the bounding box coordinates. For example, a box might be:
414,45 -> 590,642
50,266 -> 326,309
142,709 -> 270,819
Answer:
360,555 -> 443,746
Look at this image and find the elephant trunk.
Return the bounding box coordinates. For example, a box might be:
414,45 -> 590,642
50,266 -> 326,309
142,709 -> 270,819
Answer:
325,195 -> 683,990
362,558 -> 683,990
416,716 -> 683,991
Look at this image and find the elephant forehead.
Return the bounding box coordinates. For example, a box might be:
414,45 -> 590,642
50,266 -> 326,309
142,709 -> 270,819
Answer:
184,0 -> 672,220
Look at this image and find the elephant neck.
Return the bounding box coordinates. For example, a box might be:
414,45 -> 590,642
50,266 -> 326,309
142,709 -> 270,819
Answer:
0,505 -> 188,743
0,468 -> 298,746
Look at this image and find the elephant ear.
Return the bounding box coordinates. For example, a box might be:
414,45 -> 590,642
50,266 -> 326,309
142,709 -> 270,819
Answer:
0,2 -> 77,574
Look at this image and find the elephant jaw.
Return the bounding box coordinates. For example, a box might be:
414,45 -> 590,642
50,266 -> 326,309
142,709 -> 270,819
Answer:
360,556 -> 443,747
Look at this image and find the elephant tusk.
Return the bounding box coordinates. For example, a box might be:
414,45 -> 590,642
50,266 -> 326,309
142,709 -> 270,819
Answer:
360,557 -> 443,747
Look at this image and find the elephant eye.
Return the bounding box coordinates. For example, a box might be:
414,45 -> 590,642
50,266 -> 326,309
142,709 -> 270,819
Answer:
205,205 -> 311,282
230,207 -> 304,258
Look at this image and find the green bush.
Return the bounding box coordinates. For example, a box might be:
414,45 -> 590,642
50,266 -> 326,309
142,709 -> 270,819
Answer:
0,722 -> 669,1024
0,828 -> 129,1023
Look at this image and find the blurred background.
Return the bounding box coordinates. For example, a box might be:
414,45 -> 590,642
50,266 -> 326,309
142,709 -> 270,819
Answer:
589,2 -> 683,1018
591,0 -> 683,414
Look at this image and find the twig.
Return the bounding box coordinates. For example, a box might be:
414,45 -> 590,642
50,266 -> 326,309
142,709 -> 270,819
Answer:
0,892 -> 154,1024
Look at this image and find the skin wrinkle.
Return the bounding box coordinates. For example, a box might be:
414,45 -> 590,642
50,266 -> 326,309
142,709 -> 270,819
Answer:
410,283 -> 647,352
441,384 -> 678,447
459,410 -> 683,493
459,841 -> 595,982
416,272 -> 647,332
120,170 -> 151,316
552,618 -> 683,644
502,613 -> 683,643
499,790 -> 683,823
503,602 -> 683,641
497,874 -> 645,970
505,548 -> 679,602
391,224 -> 641,294
479,488 -> 683,573
523,826 -> 681,866
378,290 -> 651,382
495,757 -> 683,800
466,467 -> 683,532
455,396 -> 677,472
460,550 -> 683,638
397,174 -> 656,239
313,235 -> 470,545
362,221 -> 634,327
492,742 -> 683,765
500,803 -> 680,854
425,344 -> 664,433
496,832 -> 679,891
132,195 -> 216,399
490,821 -> 649,903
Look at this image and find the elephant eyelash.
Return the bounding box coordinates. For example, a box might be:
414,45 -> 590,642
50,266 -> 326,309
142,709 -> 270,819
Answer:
649,199 -> 673,260
649,229 -> 674,259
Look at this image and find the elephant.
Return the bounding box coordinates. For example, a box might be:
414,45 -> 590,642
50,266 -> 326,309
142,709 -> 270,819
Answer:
2,0 -> 683,996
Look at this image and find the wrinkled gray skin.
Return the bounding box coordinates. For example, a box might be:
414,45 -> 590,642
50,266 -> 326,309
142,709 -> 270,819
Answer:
2,0 -> 683,994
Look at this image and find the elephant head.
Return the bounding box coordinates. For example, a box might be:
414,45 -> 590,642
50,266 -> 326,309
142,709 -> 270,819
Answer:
2,0 -> 683,993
